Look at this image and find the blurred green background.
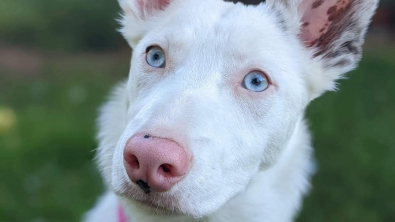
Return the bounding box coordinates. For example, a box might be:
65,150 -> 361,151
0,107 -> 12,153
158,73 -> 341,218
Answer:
0,0 -> 394,222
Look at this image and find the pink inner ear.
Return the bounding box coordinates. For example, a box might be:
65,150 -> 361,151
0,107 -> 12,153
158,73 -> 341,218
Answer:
137,0 -> 171,16
299,0 -> 353,48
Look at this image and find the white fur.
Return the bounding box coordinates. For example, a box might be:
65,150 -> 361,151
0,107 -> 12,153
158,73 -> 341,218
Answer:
85,0 -> 378,221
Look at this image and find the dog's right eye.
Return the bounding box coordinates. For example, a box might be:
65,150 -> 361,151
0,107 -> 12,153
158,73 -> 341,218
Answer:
146,46 -> 166,68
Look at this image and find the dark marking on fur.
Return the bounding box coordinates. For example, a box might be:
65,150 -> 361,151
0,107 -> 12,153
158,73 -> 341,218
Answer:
313,1 -> 354,57
274,10 -> 287,32
224,0 -> 266,6
341,41 -> 359,55
332,59 -> 351,67
327,6 -> 338,16
312,0 -> 324,9
136,180 -> 151,194
326,50 -> 341,58
302,22 -> 310,27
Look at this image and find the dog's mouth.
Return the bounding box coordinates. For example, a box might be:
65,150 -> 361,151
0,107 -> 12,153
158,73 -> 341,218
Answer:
118,183 -> 184,214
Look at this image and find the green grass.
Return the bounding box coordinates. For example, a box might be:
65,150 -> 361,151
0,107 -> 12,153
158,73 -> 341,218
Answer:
0,45 -> 394,222
0,0 -> 121,52
299,47 -> 395,222
0,52 -> 129,222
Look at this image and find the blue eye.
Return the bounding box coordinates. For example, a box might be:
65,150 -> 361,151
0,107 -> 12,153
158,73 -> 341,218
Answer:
242,71 -> 269,92
146,46 -> 166,68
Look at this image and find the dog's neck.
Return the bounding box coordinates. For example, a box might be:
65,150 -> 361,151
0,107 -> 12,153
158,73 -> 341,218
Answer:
121,118 -> 315,222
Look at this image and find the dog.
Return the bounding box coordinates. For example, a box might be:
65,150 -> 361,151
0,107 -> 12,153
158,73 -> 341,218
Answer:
84,0 -> 378,221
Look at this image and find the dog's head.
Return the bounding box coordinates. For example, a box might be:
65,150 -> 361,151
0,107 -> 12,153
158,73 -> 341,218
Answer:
97,0 -> 377,217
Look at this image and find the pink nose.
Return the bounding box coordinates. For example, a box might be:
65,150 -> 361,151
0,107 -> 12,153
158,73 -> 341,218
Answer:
123,133 -> 191,193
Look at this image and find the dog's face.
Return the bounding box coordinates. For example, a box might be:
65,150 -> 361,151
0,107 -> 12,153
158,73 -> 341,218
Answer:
97,0 -> 378,217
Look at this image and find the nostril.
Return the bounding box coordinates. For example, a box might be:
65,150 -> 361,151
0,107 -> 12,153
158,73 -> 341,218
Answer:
161,164 -> 171,173
159,164 -> 174,177
125,154 -> 140,170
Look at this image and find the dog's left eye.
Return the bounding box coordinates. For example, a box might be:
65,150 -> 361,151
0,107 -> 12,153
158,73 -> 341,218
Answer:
242,71 -> 269,92
146,46 -> 166,68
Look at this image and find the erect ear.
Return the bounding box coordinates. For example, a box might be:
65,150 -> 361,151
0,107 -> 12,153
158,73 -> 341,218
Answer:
276,0 -> 378,98
118,0 -> 172,47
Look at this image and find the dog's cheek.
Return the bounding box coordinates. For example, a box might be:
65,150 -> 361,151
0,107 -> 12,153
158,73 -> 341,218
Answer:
127,53 -> 172,102
128,53 -> 153,96
235,91 -> 304,169
95,82 -> 130,188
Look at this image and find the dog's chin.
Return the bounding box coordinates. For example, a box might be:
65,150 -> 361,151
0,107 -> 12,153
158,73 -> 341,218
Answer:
131,198 -> 187,216
114,185 -> 220,218
115,187 -> 200,218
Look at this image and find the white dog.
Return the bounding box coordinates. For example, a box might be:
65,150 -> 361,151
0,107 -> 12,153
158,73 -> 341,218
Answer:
85,0 -> 378,221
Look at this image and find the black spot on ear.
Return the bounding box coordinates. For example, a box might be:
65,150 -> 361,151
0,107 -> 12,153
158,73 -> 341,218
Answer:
224,0 -> 266,6
341,41 -> 359,55
325,40 -> 360,60
332,59 -> 351,67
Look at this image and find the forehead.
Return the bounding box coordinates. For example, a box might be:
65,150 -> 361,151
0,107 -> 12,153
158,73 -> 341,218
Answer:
159,1 -> 287,52
138,0 -> 304,77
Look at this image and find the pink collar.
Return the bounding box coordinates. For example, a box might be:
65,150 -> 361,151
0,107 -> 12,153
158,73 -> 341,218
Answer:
118,204 -> 128,222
